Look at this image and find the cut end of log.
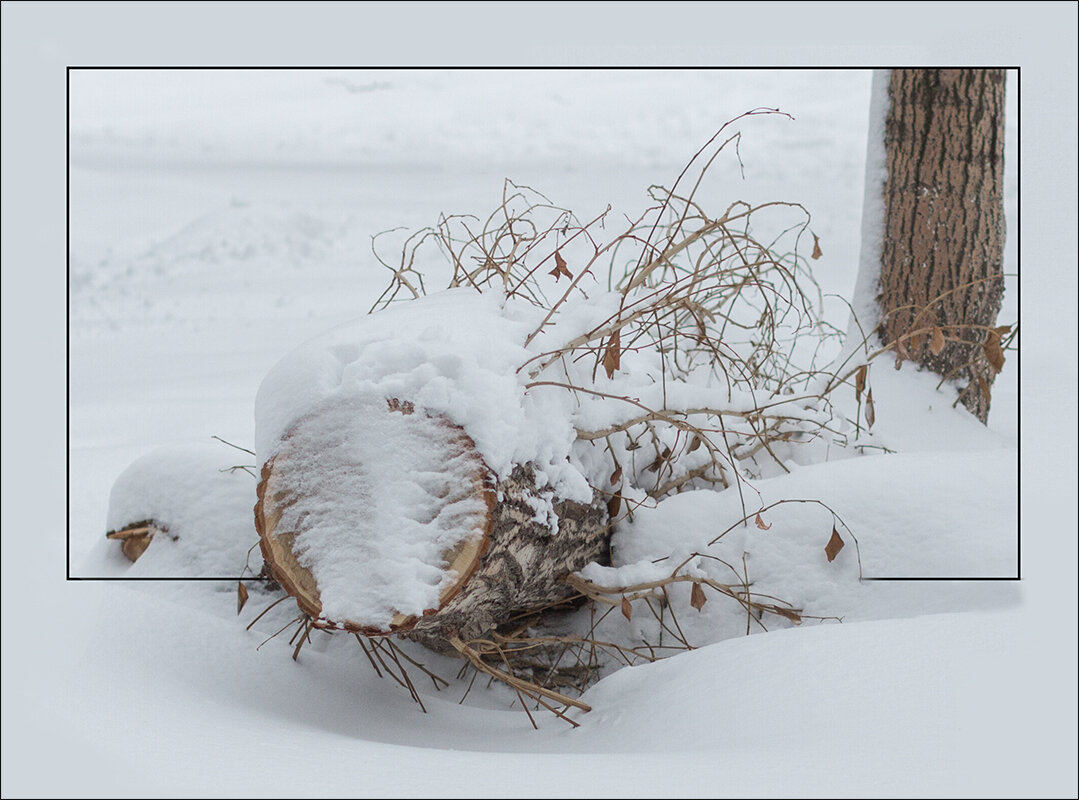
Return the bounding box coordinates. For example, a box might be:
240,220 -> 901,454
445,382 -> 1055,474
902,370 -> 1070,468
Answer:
106,520 -> 166,562
254,398 -> 495,635
254,395 -> 611,657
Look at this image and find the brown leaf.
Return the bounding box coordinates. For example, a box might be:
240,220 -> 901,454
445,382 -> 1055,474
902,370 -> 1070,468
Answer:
894,335 -> 909,368
690,582 -> 707,612
607,493 -> 622,518
978,375 -> 991,404
755,512 -> 772,530
687,435 -> 702,453
983,331 -> 1005,373
772,606 -> 802,623
929,325 -> 946,356
237,581 -> 249,615
645,447 -> 671,473
548,250 -> 573,281
609,465 -> 623,486
811,233 -> 822,260
621,595 -> 633,621
825,527 -> 845,562
854,364 -> 867,399
602,329 -> 621,379
865,388 -> 876,428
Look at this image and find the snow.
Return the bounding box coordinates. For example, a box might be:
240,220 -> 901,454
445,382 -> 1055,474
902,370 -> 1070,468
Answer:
83,442 -> 258,578
4,4 -> 1078,797
255,288 -> 591,501
847,68 -> 891,347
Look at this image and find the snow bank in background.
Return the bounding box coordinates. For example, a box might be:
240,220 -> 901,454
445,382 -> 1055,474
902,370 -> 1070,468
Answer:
68,69 -> 869,172
84,442 -> 258,578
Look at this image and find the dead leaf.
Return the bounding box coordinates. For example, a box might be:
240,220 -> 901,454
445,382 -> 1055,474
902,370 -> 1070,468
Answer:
548,250 -> 573,281
983,331 -> 1005,373
645,447 -> 671,473
602,329 -> 621,379
978,375 -> 991,404
895,335 -> 910,368
865,388 -> 876,428
237,581 -> 249,615
773,606 -> 802,623
755,512 -> 772,530
610,466 -> 623,486
690,582 -> 707,612
621,595 -> 633,621
825,527 -> 845,562
811,233 -> 822,260
607,493 -> 622,518
929,325 -> 946,356
854,364 -> 867,399
687,435 -> 702,453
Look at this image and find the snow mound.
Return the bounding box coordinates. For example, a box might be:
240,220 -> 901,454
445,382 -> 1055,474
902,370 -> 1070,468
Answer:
255,288 -> 593,503
85,442 -> 257,577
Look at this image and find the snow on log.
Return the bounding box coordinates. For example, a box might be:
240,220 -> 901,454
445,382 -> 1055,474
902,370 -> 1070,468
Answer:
253,291 -> 610,654
255,398 -> 608,653
256,398 -> 495,634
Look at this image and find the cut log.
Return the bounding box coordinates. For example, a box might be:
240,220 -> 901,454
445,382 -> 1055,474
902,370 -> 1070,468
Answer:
255,397 -> 609,655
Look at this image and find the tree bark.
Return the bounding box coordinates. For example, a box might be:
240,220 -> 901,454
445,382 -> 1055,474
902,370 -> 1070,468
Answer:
255,400 -> 609,656
876,68 -> 1007,422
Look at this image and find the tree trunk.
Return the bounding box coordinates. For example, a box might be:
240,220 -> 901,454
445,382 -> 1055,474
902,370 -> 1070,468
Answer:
876,68 -> 1007,422
254,399 -> 609,656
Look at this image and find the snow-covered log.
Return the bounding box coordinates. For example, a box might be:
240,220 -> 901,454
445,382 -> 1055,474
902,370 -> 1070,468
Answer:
255,398 -> 608,654
252,291 -> 611,655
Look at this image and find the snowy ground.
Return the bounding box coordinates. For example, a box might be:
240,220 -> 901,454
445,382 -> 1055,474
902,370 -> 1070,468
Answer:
4,6 -> 1079,798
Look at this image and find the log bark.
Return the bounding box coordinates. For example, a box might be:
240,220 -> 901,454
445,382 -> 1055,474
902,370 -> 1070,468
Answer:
406,462 -> 609,655
877,68 -> 1007,421
255,399 -> 609,656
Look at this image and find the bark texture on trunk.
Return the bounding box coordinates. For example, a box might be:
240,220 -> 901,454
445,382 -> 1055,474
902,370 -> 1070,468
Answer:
877,68 -> 1006,421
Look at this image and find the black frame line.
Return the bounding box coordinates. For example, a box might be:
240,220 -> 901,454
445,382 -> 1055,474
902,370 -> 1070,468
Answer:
65,65 -> 1022,583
